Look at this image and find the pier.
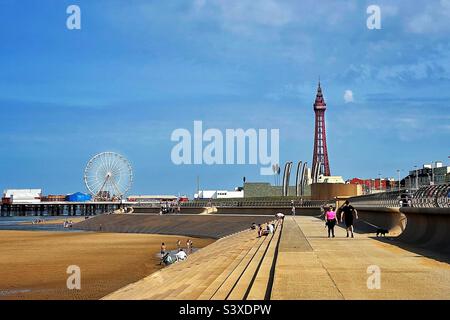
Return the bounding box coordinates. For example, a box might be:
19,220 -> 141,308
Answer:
0,201 -> 126,217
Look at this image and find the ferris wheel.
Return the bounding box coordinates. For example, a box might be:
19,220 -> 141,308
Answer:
84,152 -> 133,200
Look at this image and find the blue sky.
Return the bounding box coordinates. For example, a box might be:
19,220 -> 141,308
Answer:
1,0 -> 449,196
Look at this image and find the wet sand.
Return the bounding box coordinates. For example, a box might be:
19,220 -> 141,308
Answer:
19,217 -> 86,226
0,230 -> 214,300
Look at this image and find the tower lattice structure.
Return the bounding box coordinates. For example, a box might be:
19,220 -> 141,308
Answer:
312,81 -> 331,177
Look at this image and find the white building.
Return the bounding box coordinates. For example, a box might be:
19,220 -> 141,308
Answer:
127,195 -> 178,203
434,166 -> 450,185
317,175 -> 345,184
407,161 -> 450,187
195,189 -> 244,199
3,189 -> 42,204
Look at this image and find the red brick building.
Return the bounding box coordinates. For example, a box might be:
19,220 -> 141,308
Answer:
348,178 -> 390,191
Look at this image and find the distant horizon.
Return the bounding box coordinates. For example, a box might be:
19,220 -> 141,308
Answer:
1,1 -> 449,197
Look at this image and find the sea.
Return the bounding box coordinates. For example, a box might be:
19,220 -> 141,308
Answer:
0,216 -> 86,232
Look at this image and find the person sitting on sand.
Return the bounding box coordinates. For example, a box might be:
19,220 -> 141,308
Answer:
175,249 -> 187,262
257,224 -> 263,237
259,224 -> 269,237
276,212 -> 285,220
161,252 -> 173,266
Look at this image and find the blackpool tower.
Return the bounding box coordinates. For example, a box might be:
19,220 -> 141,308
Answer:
312,81 -> 331,176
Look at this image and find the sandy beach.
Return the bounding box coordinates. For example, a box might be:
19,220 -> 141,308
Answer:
0,230 -> 214,300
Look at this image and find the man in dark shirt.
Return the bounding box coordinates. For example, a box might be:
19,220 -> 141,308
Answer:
339,200 -> 358,238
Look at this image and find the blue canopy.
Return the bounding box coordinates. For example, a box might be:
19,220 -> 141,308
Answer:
66,192 -> 92,202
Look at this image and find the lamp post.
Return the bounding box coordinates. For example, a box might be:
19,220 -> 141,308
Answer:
414,165 -> 418,190
431,162 -> 434,186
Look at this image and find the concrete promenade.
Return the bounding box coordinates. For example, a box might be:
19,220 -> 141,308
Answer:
272,216 -> 450,299
104,216 -> 450,300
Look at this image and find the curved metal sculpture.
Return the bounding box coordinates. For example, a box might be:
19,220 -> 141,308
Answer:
312,161 -> 322,183
282,161 -> 293,196
300,162 -> 308,196
295,161 -> 303,197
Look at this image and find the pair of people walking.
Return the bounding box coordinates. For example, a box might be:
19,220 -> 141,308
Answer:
324,200 -> 358,238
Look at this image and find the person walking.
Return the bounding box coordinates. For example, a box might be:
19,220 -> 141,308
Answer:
176,239 -> 181,250
325,206 -> 338,238
291,201 -> 296,216
340,200 -> 358,238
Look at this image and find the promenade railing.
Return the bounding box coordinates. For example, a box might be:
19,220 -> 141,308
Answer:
180,199 -> 329,208
348,184 -> 449,208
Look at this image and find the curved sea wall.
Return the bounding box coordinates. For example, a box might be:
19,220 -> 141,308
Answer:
74,214 -> 273,239
353,206 -> 450,253
397,207 -> 450,252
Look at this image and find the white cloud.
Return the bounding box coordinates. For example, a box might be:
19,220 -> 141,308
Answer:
407,0 -> 450,34
344,90 -> 354,103
193,0 -> 207,11
212,0 -> 292,26
191,0 -> 295,36
381,4 -> 399,16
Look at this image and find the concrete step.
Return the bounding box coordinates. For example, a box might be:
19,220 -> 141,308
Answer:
168,237 -> 259,299
210,234 -> 269,300
127,229 -> 259,300
227,226 -> 278,300
196,238 -> 259,300
246,222 -> 282,300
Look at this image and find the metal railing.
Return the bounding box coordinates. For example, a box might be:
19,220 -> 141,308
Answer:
412,184 -> 450,208
180,199 -> 329,208
348,184 -> 449,208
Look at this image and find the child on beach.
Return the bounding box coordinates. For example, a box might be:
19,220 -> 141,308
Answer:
160,242 -> 166,257
186,239 -> 192,253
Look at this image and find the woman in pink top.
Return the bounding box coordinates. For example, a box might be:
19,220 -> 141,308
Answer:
325,206 -> 338,238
